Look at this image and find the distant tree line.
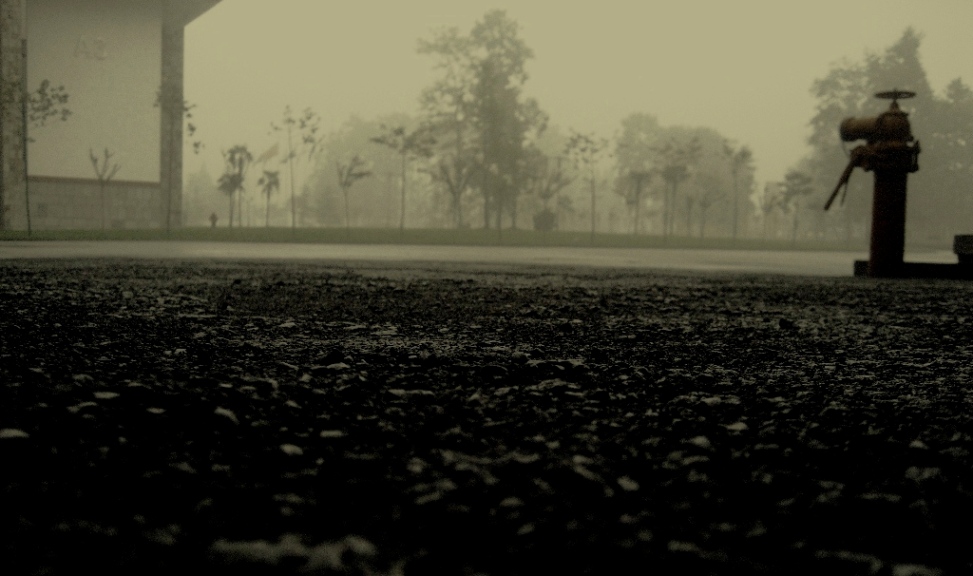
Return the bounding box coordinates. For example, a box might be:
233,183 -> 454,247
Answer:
774,28 -> 973,247
203,16 -> 972,247
282,10 -> 761,241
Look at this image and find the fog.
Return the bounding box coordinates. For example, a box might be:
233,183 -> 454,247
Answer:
179,0 -> 973,240
185,0 -> 973,186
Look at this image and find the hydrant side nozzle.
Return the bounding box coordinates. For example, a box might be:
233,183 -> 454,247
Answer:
824,147 -> 866,211
840,117 -> 879,142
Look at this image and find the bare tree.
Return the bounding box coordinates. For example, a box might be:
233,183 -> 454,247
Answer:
371,124 -> 434,235
272,106 -> 320,230
89,148 -> 121,231
566,131 -> 610,244
781,169 -> 815,243
335,155 -> 372,236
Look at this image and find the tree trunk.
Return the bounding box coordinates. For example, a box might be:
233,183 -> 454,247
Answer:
344,188 -> 351,238
661,185 -> 668,239
385,172 -> 394,228
495,189 -> 503,231
399,153 -> 406,235
482,191 -> 490,229
288,126 -> 296,230
731,175 -> 739,241
509,183 -> 518,230
166,124 -> 174,233
590,174 -> 596,245
452,189 -> 464,229
100,183 -> 106,230
668,183 -> 681,238
685,197 -> 693,237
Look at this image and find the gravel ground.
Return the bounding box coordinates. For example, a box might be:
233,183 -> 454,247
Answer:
2,259 -> 972,576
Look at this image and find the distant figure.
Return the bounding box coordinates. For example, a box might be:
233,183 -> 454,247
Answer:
209,212 -> 218,228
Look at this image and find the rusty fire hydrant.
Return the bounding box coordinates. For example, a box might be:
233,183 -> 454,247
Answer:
825,90 -> 921,278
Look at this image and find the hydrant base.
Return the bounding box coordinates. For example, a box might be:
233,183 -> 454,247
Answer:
854,259 -> 973,280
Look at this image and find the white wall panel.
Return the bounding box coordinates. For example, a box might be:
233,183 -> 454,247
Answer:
27,0 -> 161,182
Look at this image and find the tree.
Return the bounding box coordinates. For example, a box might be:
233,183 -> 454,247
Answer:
418,10 -> 548,232
1,75 -> 70,233
724,142 -> 754,240
27,80 -> 71,129
335,154 -> 372,236
694,171 -> 725,238
257,170 -> 280,228
427,148 -> 478,229
524,149 -> 572,231
370,124 -> 435,235
272,106 -> 320,230
614,114 -> 661,235
566,130 -> 610,244
303,114 -> 423,229
217,145 -> 252,228
615,114 -> 749,239
417,27 -> 479,229
759,182 -> 785,240
675,129 -> 749,239
780,169 -> 815,243
89,148 -> 120,231
622,170 -> 653,235
806,28 -> 973,245
654,136 -> 701,238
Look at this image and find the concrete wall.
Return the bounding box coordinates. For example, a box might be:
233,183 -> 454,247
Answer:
1,0 -> 218,230
28,175 -> 162,229
26,0 -> 162,182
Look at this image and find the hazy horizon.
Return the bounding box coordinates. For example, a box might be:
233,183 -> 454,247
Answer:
184,0 -> 973,189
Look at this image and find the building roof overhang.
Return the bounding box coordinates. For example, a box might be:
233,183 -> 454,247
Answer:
166,0 -> 221,27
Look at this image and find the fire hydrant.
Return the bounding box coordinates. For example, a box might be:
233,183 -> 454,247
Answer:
824,90 -> 921,278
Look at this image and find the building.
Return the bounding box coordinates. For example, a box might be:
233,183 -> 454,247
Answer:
0,0 -> 220,230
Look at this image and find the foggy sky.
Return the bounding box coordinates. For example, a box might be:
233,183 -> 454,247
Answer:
183,0 -> 973,188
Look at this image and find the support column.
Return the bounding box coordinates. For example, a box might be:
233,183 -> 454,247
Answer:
868,168 -> 909,278
0,0 -> 26,231
160,4 -> 185,230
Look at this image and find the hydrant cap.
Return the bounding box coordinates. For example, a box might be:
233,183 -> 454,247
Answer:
839,90 -> 915,143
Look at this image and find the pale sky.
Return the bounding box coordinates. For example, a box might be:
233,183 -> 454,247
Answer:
184,0 -> 973,187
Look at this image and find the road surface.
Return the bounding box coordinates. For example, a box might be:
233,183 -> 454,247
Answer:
0,240 -> 959,276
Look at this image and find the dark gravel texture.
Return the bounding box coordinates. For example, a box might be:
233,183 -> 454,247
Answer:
2,259 -> 973,575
